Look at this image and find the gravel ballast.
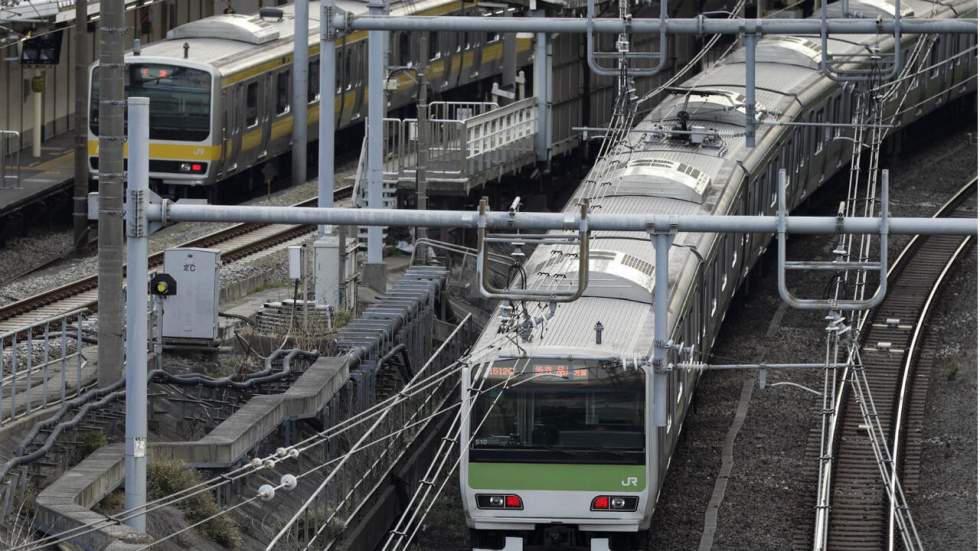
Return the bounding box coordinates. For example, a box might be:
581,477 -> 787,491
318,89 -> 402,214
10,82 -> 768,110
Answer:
651,121 -> 977,551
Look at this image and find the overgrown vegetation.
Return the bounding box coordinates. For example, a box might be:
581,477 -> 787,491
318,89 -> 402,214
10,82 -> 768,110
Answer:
78,431 -> 109,458
332,308 -> 353,329
148,460 -> 242,549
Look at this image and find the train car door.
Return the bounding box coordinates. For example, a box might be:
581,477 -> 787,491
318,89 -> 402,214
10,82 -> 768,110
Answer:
215,88 -> 230,177
260,72 -> 274,160
337,41 -> 352,127
353,42 -> 366,120
228,85 -> 244,171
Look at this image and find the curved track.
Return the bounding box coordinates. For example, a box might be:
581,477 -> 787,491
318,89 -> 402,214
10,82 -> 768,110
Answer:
824,178 -> 977,551
0,186 -> 352,334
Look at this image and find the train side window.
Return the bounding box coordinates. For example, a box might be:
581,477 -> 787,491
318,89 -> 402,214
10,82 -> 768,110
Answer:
246,82 -> 258,126
795,128 -> 804,170
276,71 -> 290,115
768,162 -> 777,208
430,31 -> 440,59
815,109 -> 824,153
833,95 -> 842,138
344,50 -> 352,89
677,372 -> 684,405
308,59 -> 319,102
930,37 -> 942,77
823,102 -> 832,142
398,32 -> 412,66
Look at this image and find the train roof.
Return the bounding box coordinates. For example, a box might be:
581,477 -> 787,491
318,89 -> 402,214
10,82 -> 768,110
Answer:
470,0 -> 974,363
121,0 -> 466,77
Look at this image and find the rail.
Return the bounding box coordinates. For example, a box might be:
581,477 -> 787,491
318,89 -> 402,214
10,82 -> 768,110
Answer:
0,186 -> 353,334
0,309 -> 90,427
813,179 -> 976,551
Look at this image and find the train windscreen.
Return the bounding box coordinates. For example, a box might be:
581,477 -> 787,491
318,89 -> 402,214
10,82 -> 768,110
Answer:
469,362 -> 645,465
90,64 -> 211,141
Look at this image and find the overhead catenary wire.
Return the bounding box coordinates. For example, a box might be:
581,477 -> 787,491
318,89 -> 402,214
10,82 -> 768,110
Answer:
15,348 -> 530,551
9,337 -> 499,551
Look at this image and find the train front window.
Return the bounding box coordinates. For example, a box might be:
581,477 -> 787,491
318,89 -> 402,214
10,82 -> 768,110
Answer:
470,364 -> 645,464
90,64 -> 211,141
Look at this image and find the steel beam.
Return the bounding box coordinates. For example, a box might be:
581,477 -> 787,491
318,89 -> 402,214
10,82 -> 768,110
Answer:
651,231 -> 672,428
319,0 -> 336,216
314,0 -> 340,306
151,204 -> 978,235
293,0 -> 309,187
534,11 -> 548,163
334,15 -> 976,35
744,29 -> 757,147
363,0 -> 387,292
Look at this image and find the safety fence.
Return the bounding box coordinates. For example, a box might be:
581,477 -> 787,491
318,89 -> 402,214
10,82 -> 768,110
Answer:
0,309 -> 90,427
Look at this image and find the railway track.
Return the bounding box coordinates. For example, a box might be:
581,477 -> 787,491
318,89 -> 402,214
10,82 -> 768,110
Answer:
823,178 -> 977,551
0,186 -> 353,334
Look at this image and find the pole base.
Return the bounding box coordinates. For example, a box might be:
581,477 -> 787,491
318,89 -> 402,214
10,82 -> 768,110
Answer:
362,262 -> 387,294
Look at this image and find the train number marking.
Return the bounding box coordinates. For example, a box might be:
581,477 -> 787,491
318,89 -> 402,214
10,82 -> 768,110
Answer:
620,476 -> 639,488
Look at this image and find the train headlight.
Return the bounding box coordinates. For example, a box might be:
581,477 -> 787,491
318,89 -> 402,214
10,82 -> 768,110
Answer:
591,495 -> 638,512
179,162 -> 207,174
476,494 -> 524,510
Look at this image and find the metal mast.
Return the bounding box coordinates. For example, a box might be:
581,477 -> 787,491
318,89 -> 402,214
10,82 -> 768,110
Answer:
73,0 -> 89,252
96,0 -> 125,388
293,0 -> 309,187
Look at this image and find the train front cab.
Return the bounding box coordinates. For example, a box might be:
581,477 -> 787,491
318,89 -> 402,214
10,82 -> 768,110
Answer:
461,359 -> 655,551
88,57 -> 218,192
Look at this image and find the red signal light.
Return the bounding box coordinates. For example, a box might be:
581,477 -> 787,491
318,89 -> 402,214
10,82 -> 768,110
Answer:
592,496 -> 610,510
504,495 -> 522,509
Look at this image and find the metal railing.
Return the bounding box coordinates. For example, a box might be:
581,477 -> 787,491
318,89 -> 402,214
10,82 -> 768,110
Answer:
0,309 -> 90,426
359,99 -> 538,194
0,130 -> 22,191
462,97 -> 537,186
428,101 -> 498,121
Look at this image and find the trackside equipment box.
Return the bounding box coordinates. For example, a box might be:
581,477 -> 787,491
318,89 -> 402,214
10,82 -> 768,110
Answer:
162,248 -> 221,342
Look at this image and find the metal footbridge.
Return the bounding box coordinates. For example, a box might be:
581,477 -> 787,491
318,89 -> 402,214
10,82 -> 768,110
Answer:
354,98 -> 539,209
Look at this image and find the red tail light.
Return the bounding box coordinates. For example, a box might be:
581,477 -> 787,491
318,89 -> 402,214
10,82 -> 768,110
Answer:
191,163 -> 203,172
591,495 -> 638,511
476,494 -> 524,510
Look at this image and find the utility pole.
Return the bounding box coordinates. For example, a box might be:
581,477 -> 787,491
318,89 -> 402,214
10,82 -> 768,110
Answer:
123,96 -> 150,533
292,0 -> 308,187
314,0 -> 344,308
73,0 -> 89,252
97,0 -> 126,388
362,0 -> 387,293
414,32 -> 429,262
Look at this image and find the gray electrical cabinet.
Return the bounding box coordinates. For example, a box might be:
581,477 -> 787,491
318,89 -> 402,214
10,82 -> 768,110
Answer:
162,248 -> 221,342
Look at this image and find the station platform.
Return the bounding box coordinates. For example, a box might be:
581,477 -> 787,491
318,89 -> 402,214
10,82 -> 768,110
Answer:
0,134 -> 77,222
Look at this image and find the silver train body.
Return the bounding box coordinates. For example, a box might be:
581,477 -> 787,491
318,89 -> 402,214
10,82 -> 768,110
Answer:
459,0 -> 976,549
